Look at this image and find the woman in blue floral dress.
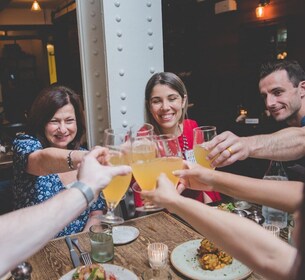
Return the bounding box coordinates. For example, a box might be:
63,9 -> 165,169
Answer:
13,85 -> 105,237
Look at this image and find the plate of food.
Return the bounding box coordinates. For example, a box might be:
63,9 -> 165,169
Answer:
216,202 -> 251,215
170,239 -> 252,280
216,202 -> 236,212
112,225 -> 139,245
59,263 -> 137,280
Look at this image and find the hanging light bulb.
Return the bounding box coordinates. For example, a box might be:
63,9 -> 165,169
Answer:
256,5 -> 265,18
256,5 -> 264,18
31,1 -> 41,12
256,0 -> 270,18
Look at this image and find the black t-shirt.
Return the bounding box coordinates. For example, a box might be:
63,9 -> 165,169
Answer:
283,158 -> 305,182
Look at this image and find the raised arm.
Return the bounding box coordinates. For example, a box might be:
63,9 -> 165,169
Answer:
174,164 -> 303,213
0,147 -> 131,276
142,174 -> 297,280
206,127 -> 305,168
26,147 -> 87,175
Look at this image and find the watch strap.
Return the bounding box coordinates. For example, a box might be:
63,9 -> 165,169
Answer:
71,181 -> 94,206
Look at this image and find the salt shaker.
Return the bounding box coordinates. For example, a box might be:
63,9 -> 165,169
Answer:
247,210 -> 265,225
11,262 -> 32,280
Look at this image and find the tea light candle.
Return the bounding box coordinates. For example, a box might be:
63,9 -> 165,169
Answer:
263,224 -> 280,237
147,243 -> 168,269
150,251 -> 165,267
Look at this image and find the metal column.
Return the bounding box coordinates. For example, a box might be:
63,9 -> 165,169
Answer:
76,0 -> 163,147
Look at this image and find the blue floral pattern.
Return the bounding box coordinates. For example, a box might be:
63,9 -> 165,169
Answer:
12,134 -> 105,237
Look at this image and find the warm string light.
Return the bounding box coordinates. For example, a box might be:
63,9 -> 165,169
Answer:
31,1 -> 41,12
256,5 -> 264,18
277,51 -> 288,60
240,109 -> 248,116
255,0 -> 270,18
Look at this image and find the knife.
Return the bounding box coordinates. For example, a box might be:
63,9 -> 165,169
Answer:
65,236 -> 81,267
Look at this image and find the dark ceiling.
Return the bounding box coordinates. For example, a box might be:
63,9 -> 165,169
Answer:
0,0 -> 67,11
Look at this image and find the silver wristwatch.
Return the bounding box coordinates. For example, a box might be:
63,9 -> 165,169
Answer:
71,181 -> 95,206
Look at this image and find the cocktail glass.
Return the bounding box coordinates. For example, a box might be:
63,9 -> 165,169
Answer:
131,134 -> 183,211
193,126 -> 217,169
99,128 -> 132,224
130,122 -> 154,137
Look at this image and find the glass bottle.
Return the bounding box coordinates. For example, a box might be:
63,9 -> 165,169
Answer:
262,161 -> 288,229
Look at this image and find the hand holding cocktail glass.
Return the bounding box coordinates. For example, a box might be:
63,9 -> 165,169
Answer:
193,126 -> 217,169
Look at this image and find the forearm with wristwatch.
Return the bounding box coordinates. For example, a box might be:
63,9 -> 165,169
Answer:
66,150 -> 95,206
70,181 -> 95,207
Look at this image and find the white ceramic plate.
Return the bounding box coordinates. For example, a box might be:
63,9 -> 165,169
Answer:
170,239 -> 252,280
112,225 -> 140,245
59,263 -> 138,280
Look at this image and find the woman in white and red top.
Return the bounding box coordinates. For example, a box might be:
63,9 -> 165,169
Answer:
134,72 -> 221,207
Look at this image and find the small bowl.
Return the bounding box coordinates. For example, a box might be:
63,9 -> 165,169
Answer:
232,209 -> 248,217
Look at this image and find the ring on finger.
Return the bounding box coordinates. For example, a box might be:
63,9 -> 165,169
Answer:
226,147 -> 234,155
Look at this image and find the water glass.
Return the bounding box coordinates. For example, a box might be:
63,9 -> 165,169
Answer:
262,206 -> 287,229
89,223 -> 114,263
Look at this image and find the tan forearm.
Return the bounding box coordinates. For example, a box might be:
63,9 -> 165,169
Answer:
210,170 -> 303,213
248,127 -> 305,161
170,197 -> 297,280
27,148 -> 87,175
0,188 -> 87,275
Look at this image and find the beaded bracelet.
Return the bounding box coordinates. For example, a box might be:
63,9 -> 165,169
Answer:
67,150 -> 75,170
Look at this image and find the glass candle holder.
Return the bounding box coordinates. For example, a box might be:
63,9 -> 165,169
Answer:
148,243 -> 168,269
263,224 -> 280,237
142,243 -> 172,280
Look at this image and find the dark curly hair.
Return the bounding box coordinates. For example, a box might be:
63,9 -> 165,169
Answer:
260,60 -> 305,87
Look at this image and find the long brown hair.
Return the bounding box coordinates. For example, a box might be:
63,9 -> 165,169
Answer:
26,85 -> 85,149
144,72 -> 188,135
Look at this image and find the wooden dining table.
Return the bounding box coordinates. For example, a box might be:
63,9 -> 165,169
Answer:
26,211 -> 262,280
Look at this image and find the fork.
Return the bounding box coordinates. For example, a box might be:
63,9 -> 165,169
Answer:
71,238 -> 92,265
